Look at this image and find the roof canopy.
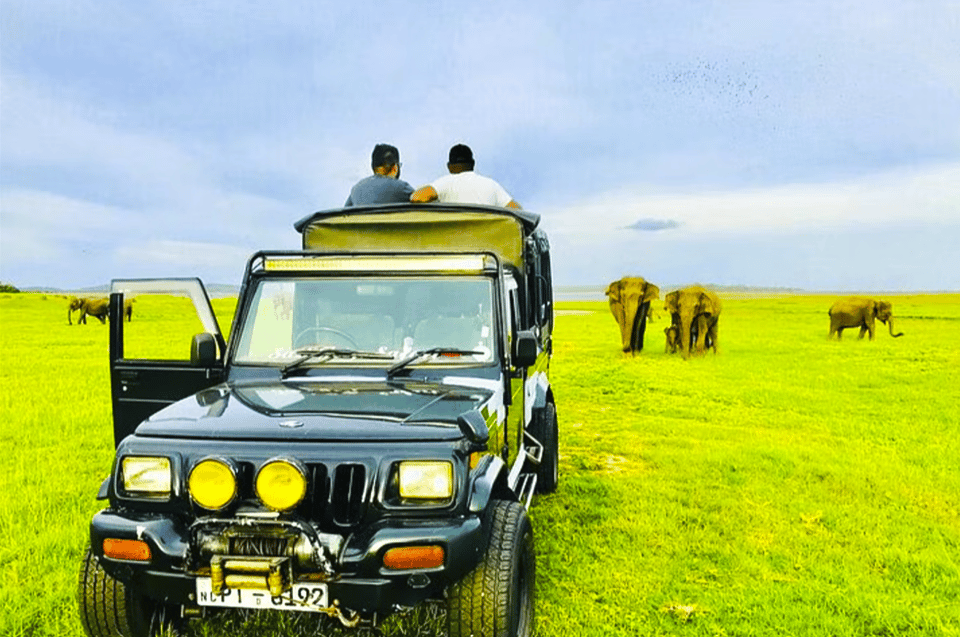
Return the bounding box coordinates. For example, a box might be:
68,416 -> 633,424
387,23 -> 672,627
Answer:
293,204 -> 541,269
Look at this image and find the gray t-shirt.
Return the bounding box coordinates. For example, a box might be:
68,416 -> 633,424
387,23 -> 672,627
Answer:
345,175 -> 414,206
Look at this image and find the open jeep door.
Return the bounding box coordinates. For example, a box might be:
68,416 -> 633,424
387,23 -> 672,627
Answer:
109,278 -> 227,447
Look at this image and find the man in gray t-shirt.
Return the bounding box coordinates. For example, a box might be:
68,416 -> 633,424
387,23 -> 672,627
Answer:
345,144 -> 414,206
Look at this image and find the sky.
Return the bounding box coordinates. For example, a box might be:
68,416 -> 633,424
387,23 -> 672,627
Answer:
1,0 -> 958,292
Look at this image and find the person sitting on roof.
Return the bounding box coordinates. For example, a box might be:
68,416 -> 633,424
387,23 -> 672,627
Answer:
410,144 -> 521,209
344,143 -> 414,206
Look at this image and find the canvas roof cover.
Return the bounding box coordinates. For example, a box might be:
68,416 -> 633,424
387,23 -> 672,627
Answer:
293,204 -> 541,269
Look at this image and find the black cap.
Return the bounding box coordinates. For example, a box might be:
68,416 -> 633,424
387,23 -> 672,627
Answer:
448,144 -> 474,165
371,144 -> 400,169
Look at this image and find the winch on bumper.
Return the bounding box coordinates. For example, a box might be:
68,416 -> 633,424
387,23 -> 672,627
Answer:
90,507 -> 484,615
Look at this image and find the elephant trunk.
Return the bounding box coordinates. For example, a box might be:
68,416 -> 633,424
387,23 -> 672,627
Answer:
679,314 -> 693,359
887,317 -> 904,338
694,314 -> 709,354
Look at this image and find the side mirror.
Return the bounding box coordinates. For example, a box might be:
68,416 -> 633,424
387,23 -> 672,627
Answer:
514,330 -> 539,368
191,333 -> 218,366
457,409 -> 489,447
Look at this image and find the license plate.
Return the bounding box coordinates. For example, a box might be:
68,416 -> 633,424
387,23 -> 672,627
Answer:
195,578 -> 328,613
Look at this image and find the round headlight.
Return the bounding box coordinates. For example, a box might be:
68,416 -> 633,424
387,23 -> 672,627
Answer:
188,458 -> 237,510
255,459 -> 307,511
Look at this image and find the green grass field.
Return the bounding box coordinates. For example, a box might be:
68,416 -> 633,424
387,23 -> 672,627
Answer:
1,292 -> 958,636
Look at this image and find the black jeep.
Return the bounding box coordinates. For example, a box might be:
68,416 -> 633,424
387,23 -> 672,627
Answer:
78,204 -> 559,637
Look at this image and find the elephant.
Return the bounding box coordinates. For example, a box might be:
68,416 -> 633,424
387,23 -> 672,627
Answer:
828,297 -> 903,340
663,285 -> 721,358
664,323 -> 680,354
69,296 -> 108,325
604,276 -> 660,353
68,296 -> 134,324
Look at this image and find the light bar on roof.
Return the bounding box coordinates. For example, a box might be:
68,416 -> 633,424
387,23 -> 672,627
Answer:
263,255 -> 492,274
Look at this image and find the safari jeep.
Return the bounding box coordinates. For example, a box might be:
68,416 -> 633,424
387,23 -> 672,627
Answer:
78,204 -> 558,637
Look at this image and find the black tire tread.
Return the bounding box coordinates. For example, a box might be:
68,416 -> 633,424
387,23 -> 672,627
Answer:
77,545 -> 149,637
447,500 -> 534,637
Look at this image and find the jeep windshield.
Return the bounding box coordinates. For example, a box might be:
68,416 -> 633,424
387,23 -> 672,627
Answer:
233,277 -> 496,368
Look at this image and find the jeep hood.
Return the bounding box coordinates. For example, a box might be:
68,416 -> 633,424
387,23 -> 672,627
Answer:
136,379 -> 495,442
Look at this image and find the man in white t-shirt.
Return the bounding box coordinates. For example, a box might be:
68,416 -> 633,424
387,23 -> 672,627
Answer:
411,144 -> 522,209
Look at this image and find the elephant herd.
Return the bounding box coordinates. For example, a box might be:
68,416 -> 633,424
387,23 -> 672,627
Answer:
605,278 -> 720,359
67,296 -> 134,325
605,277 -> 903,358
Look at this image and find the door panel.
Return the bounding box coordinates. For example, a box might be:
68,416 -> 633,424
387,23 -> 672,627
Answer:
109,279 -> 226,447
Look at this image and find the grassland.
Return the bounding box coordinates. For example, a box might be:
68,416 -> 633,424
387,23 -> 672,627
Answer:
1,292 -> 958,636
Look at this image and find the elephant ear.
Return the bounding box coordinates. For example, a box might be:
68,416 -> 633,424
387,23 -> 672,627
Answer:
707,294 -> 721,316
643,283 -> 660,302
664,291 -> 680,313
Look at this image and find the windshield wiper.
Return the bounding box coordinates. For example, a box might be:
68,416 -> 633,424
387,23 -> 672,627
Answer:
281,347 -> 393,378
386,347 -> 481,378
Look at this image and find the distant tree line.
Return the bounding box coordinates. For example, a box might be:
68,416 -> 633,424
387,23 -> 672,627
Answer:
0,282 -> 21,293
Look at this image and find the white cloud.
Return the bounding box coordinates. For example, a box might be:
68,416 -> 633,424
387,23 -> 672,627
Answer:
542,163 -> 960,238
0,189 -> 129,263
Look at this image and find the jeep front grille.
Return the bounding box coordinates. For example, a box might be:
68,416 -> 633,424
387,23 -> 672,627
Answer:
331,464 -> 366,526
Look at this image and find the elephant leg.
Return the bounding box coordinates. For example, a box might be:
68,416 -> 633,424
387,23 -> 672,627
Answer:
706,322 -> 717,354
630,301 -> 650,353
858,325 -> 868,340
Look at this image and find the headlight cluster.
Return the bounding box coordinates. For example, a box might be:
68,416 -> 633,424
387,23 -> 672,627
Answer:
122,455 -> 453,510
397,460 -> 454,500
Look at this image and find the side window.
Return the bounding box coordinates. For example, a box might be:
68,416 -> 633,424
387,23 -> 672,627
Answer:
112,279 -> 226,362
122,295 -> 212,361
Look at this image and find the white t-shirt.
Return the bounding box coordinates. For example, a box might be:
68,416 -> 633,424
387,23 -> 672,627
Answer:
430,171 -> 514,206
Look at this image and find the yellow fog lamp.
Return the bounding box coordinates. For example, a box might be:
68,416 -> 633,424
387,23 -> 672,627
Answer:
188,458 -> 238,510
398,461 -> 453,500
255,458 -> 308,511
121,456 -> 172,496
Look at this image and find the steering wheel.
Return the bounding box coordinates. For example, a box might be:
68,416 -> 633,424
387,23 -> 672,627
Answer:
294,327 -> 359,349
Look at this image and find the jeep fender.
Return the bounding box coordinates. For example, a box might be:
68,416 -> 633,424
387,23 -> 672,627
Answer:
467,455 -> 515,513
525,370 -> 551,425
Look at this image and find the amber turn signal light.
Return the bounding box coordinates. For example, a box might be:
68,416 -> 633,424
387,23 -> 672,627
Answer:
103,538 -> 152,562
383,545 -> 444,570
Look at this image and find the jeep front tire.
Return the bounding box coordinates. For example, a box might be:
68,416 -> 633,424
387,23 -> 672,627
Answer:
78,545 -> 180,637
446,500 -> 535,637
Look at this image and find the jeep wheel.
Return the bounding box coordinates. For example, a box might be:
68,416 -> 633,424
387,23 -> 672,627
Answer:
446,500 -> 535,637
78,545 -> 181,637
532,402 -> 559,493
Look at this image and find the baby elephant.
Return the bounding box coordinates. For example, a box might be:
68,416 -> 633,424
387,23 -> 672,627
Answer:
664,323 -> 680,354
828,297 -> 903,340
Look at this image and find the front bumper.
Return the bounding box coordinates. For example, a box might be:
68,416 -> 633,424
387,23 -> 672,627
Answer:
90,509 -> 484,614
